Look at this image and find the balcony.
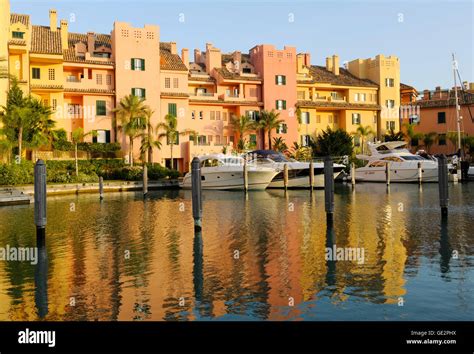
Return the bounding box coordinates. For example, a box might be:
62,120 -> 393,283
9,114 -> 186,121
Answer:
64,76 -> 114,95
189,92 -> 219,101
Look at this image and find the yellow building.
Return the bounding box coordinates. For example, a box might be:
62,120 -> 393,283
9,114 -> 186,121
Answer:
296,54 -> 380,148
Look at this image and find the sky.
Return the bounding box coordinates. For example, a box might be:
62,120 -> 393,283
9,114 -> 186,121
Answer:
10,0 -> 474,91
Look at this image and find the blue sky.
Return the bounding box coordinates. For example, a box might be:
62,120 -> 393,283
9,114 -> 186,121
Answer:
11,0 -> 473,91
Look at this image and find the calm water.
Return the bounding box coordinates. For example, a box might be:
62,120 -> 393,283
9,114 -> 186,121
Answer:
0,183 -> 473,321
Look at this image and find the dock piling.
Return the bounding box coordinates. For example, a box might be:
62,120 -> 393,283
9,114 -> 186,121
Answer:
438,155 -> 449,218
99,176 -> 104,200
324,156 -> 334,225
34,160 -> 47,241
418,162 -> 423,185
309,160 -> 314,190
284,163 -> 289,190
351,162 -> 356,187
143,164 -> 148,198
191,157 -> 203,231
243,159 -> 248,192
385,162 -> 391,186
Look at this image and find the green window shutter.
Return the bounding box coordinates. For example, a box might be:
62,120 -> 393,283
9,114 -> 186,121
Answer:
283,100 -> 286,109
105,130 -> 111,143
141,59 -> 145,71
168,103 -> 177,117
275,76 -> 278,85
275,100 -> 278,109
96,100 -> 106,115
142,88 -> 146,98
131,58 -> 135,70
92,134 -> 97,143
176,134 -> 179,144
131,88 -> 135,96
283,76 -> 286,85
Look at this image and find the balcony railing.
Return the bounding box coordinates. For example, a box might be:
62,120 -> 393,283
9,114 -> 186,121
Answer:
66,76 -> 80,83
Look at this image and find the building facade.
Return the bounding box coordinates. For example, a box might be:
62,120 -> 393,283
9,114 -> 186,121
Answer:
0,1 -> 403,172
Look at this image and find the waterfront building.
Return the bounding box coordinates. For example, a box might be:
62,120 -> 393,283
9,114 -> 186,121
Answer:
0,0 -> 403,171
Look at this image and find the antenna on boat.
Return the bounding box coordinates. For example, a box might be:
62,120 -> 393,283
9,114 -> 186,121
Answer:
452,53 -> 463,160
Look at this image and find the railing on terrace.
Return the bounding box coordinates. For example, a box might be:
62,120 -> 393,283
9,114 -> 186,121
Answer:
66,76 -> 80,83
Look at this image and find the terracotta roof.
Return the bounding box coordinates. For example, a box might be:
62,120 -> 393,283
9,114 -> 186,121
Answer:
299,65 -> 378,87
215,67 -> 261,81
188,76 -> 215,83
189,98 -> 263,106
415,91 -> 474,108
64,88 -> 115,95
63,48 -> 114,65
10,13 -> 30,26
31,84 -> 64,90
161,92 -> 190,98
30,25 -> 62,55
400,83 -> 416,91
68,32 -> 112,50
221,52 -> 251,64
297,100 -> 381,110
160,42 -> 188,71
8,39 -> 26,46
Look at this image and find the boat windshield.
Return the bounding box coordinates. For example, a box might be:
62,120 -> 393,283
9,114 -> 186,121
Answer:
400,155 -> 424,161
247,151 -> 289,162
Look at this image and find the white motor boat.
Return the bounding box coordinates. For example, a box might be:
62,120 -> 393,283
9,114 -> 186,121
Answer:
180,154 -> 279,190
355,141 -> 438,182
244,150 -> 345,188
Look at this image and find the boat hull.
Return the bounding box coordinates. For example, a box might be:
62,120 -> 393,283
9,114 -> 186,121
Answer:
181,169 -> 278,190
355,164 -> 438,182
267,163 -> 345,188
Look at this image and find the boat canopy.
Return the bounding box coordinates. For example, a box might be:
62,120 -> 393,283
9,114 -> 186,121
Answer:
367,141 -> 408,155
245,150 -> 290,162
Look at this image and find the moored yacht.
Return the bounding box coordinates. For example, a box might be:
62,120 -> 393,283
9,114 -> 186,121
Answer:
244,150 -> 345,188
355,142 -> 438,182
180,154 -> 279,190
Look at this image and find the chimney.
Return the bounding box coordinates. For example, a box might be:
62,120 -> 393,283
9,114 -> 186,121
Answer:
206,42 -> 213,51
194,49 -> 201,63
60,19 -> 68,49
423,89 -> 430,100
87,32 -> 95,55
332,55 -> 339,76
170,42 -> 177,55
49,9 -> 57,32
181,48 -> 189,69
233,51 -> 241,73
469,82 -> 474,92
296,54 -> 304,72
326,57 -> 333,72
304,53 -> 311,66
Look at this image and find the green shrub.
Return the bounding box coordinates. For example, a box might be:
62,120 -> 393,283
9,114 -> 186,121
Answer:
0,161 -> 34,185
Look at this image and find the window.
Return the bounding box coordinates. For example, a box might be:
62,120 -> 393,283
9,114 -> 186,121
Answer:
360,93 -> 366,102
173,78 -> 179,88
131,58 -> 145,71
223,112 -> 228,121
208,135 -> 213,144
52,99 -> 57,111
438,112 -> 446,124
243,67 -> 252,74
277,123 -> 287,134
385,78 -> 395,87
275,75 -> 286,85
354,93 -> 359,102
386,121 -> 395,130
301,135 -> 310,147
168,103 -> 177,117
246,110 -> 258,121
131,88 -> 146,98
210,111 -> 215,120
328,114 -> 334,124
216,111 -> 221,120
48,68 -> 55,81
32,68 -> 40,79
199,111 -> 203,119
249,134 -> 257,145
106,75 -> 112,85
96,100 -> 106,116
352,113 -> 361,125
197,135 -> 206,145
301,112 -> 310,124
276,100 -> 286,110
216,135 -> 221,145
386,100 -> 395,108
12,31 -> 24,39
165,78 -> 171,88
94,130 -> 111,143
438,134 -> 446,145
96,74 -> 102,85
192,111 -> 195,119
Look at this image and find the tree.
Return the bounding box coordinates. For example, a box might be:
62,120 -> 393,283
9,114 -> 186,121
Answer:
257,110 -> 285,150
403,122 -> 424,151
114,94 -> 149,166
272,137 -> 288,153
289,142 -> 312,161
353,124 -> 375,155
157,114 -> 191,170
0,57 -> 9,79
383,129 -> 404,142
140,109 -> 162,163
311,128 -> 354,157
72,127 -> 97,176
230,115 -> 255,153
422,132 -> 437,153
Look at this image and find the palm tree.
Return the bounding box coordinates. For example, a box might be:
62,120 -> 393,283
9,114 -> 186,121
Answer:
139,109 -> 162,163
353,124 -> 375,155
446,132 -> 461,153
422,132 -> 437,153
272,137 -> 288,153
156,114 -> 191,170
257,109 -> 285,150
403,122 -> 424,152
72,127 -> 97,176
383,128 -> 404,142
113,94 -> 149,166
230,115 -> 255,153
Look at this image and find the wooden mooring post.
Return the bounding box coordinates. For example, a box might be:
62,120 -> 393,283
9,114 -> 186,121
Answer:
351,162 -> 356,187
418,162 -> 423,185
283,163 -> 289,190
309,160 -> 314,190
385,162 -> 391,186
324,156 -> 334,225
243,159 -> 248,192
438,155 -> 449,218
34,160 -> 47,243
99,176 -> 104,200
191,157 -> 203,231
143,164 -> 148,198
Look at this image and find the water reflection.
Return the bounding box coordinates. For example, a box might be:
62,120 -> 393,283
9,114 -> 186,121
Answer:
0,183 -> 472,321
